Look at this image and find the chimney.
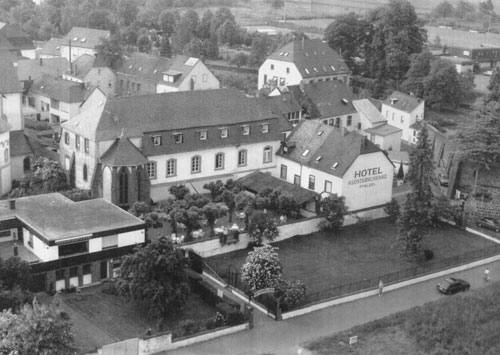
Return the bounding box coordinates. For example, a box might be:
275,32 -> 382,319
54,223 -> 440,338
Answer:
9,200 -> 15,210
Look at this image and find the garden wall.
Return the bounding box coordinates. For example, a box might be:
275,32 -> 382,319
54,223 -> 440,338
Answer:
100,323 -> 249,355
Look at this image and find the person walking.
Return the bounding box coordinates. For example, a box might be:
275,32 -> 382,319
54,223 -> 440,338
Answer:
378,280 -> 384,296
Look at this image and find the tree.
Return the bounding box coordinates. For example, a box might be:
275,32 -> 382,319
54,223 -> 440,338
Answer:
241,244 -> 282,294
197,9 -> 213,39
324,13 -> 371,73
86,9 -> 116,32
159,10 -> 177,38
202,203 -> 227,237
117,238 -> 190,321
398,123 -> 434,259
136,34 -> 152,53
318,194 -> 348,232
235,192 -> 255,230
169,184 -> 190,200
431,1 -> 455,18
0,299 -> 75,355
95,35 -> 122,69
0,257 -> 31,291
276,192 -> 298,217
480,0 -> 494,14
210,7 -> 235,37
422,59 -> 464,110
217,19 -> 238,46
247,34 -> 269,67
203,180 -> 225,201
117,0 -> 138,27
171,206 -> 202,240
402,50 -> 433,97
247,211 -> 279,245
183,37 -> 203,58
455,1 -> 476,19
159,35 -> 172,58
384,198 -> 401,224
230,52 -> 248,68
487,66 -> 500,102
221,189 -> 236,222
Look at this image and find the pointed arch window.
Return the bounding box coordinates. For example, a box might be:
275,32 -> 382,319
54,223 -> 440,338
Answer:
119,168 -> 129,205
83,164 -> 88,181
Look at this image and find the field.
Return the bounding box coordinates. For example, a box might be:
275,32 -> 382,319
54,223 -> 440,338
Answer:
207,218 -> 495,297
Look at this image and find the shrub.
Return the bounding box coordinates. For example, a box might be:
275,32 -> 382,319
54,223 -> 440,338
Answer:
318,194 -> 348,232
423,249 -> 434,261
247,211 -> 279,245
241,245 -> 283,293
169,185 -> 190,200
61,189 -> 92,202
25,119 -> 51,131
226,311 -> 246,326
180,320 -> 200,336
276,279 -> 307,311
384,198 -> 401,224
102,282 -> 119,296
213,312 -> 226,328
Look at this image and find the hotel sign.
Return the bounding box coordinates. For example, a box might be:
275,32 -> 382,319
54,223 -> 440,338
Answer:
348,167 -> 387,188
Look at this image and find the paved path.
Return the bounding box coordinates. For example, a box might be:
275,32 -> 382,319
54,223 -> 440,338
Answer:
167,260 -> 500,355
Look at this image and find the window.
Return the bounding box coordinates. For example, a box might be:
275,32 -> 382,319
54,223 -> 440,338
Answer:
279,77 -> 286,86
286,67 -> 290,74
335,117 -> 340,127
59,241 -> 88,257
83,264 -> 92,274
191,75 -> 196,82
137,83 -> 141,91
280,164 -> 287,179
220,128 -> 228,138
108,81 -> 113,88
191,156 -> 201,173
263,146 -> 272,163
325,180 -> 332,193
400,116 -> 404,124
271,64 -> 274,70
347,115 -> 352,126
2,148 -> 8,163
357,122 -> 361,130
238,149 -> 247,166
261,123 -> 269,133
84,138 -> 89,153
166,159 -> 176,176
75,135 -> 80,150
174,133 -> 183,144
199,130 -> 207,140
215,153 -> 224,169
132,82 -> 135,91
120,79 -> 124,89
50,98 -> 59,110
83,164 -> 88,181
202,74 -> 208,82
102,235 -> 118,249
55,269 -> 64,280
392,113 -> 395,120
153,135 -> 162,146
308,175 -> 315,190
64,132 -> 70,145
119,168 -> 129,205
28,96 -> 35,107
293,175 -> 301,185
147,161 -> 157,179
242,126 -> 250,135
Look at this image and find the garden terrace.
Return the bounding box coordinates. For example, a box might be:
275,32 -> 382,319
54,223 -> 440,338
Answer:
207,218 -> 496,306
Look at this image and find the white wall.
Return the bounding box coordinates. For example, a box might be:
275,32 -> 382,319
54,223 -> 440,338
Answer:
2,93 -> 23,131
89,238 -> 101,253
11,155 -> 29,182
149,141 -> 280,201
320,113 -> 360,132
20,49 -> 36,59
342,152 -> 393,211
258,59 -> 302,89
103,166 -> 112,201
382,101 -> 424,143
23,229 -> 59,262
0,131 -> 12,195
118,229 -> 145,247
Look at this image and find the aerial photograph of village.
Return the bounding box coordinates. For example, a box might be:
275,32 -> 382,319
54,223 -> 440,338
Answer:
0,0 -> 499,354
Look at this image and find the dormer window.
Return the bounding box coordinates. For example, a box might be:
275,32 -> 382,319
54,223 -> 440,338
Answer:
271,64 -> 274,70
152,135 -> 162,146
242,126 -> 250,135
163,70 -> 182,83
305,68 -> 310,74
330,65 -> 336,71
220,128 -> 228,138
261,123 -> 269,133
199,130 -> 207,140
302,149 -> 310,157
331,162 -> 339,170
315,156 -> 322,163
174,133 -> 183,144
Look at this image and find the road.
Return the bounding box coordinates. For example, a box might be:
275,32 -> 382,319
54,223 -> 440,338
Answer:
167,260 -> 500,355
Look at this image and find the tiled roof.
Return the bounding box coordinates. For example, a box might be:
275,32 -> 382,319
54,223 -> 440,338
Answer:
278,120 -> 382,177
383,91 -> 423,113
62,27 -> 110,50
100,133 -> 149,167
64,89 -> 292,143
10,130 -> 33,157
0,50 -> 22,93
301,81 -> 357,118
39,38 -> 64,57
16,57 -> 69,81
256,92 -> 301,116
365,123 -> 402,136
0,193 -> 145,242
0,23 -> 34,50
237,171 -> 318,205
267,39 -> 350,78
30,74 -> 87,103
66,54 -> 95,79
353,99 -> 387,124
0,34 -> 15,51
117,53 -> 197,88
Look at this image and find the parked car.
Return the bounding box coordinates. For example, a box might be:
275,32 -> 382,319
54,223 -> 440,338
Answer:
437,278 -> 470,295
437,173 -> 449,187
477,217 -> 500,232
484,70 -> 493,76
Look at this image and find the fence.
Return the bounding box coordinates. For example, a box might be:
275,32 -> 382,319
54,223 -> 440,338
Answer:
302,243 -> 500,307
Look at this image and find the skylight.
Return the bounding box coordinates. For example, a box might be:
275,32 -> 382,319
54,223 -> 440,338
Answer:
302,149 -> 310,157
322,66 -> 327,72
317,130 -> 324,136
284,52 -> 289,56
313,67 -> 318,72
305,52 -> 309,57
72,37 -> 79,41
280,52 -> 284,55
304,68 -> 310,74
80,38 -> 87,42
341,98 -> 349,104
185,57 -> 197,66
315,156 -> 322,162
330,65 -> 336,71
331,162 -> 339,170
129,65 -> 133,69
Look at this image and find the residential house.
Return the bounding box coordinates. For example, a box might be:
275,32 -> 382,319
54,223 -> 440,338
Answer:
258,38 -> 350,90
116,53 -> 220,96
60,27 -> 110,63
353,98 -> 402,151
59,88 -> 293,207
381,91 -> 425,144
275,120 -> 394,212
38,38 -> 65,59
0,50 -> 33,182
0,193 -> 145,292
257,89 -> 302,126
26,74 -> 88,124
63,54 -> 116,96
0,22 -> 36,59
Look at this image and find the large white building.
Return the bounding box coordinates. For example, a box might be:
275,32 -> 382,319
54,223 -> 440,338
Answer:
381,91 -> 425,144
275,120 -> 394,212
258,38 -> 350,90
59,88 -> 293,207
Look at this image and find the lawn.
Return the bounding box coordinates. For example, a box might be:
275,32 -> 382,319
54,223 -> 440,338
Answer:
207,218 -> 495,296
59,284 -> 218,354
304,281 -> 500,355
